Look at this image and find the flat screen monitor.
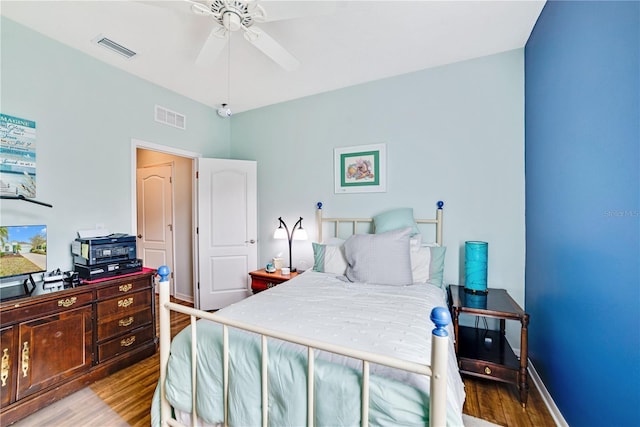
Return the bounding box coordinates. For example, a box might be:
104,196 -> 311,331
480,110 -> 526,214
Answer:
0,225 -> 47,279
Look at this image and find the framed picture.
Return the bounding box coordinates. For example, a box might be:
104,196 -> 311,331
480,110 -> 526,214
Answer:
334,143 -> 386,193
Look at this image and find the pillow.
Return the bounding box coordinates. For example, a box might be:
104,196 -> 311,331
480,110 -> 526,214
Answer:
312,242 -> 348,275
373,208 -> 420,236
428,246 -> 447,288
410,246 -> 431,283
343,227 -> 413,286
410,244 -> 447,288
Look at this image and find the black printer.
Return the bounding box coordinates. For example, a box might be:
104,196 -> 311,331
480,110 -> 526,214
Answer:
72,233 -> 137,265
72,233 -> 142,280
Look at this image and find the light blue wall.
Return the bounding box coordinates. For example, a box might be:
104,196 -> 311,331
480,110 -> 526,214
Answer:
231,49 -> 527,342
0,17 -> 229,272
525,1 -> 640,425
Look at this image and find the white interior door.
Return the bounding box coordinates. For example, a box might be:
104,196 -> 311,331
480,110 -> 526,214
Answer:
136,164 -> 174,292
197,158 -> 257,310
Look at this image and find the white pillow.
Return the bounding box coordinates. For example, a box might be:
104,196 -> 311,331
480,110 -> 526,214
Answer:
312,242 -> 348,275
343,227 -> 413,286
410,246 -> 432,283
410,244 -> 447,287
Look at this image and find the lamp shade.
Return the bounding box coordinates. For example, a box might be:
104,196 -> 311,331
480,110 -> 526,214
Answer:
464,241 -> 488,294
293,228 -> 308,241
273,227 -> 287,240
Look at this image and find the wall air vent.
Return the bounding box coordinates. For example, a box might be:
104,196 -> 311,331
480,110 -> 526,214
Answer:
155,105 -> 186,130
94,36 -> 137,59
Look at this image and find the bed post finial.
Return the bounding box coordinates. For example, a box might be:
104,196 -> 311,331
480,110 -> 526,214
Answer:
316,202 -> 323,209
158,265 -> 170,282
430,306 -> 450,337
437,201 -> 444,210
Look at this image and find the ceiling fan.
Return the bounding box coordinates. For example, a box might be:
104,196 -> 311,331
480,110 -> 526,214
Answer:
185,0 -> 301,71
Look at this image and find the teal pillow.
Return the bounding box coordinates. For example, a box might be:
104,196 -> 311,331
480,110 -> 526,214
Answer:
373,208 -> 420,236
428,246 -> 447,288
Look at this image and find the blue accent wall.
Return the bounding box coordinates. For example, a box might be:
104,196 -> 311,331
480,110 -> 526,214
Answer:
525,1 -> 640,425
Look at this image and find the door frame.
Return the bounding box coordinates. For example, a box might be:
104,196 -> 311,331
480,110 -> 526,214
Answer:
130,138 -> 201,299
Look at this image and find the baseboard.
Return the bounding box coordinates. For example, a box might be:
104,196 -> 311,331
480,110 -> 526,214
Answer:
527,359 -> 569,427
175,292 -> 194,303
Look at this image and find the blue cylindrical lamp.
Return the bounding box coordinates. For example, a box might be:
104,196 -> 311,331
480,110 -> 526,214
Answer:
465,241 -> 488,294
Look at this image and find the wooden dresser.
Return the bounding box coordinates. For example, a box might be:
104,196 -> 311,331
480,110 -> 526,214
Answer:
0,270 -> 156,425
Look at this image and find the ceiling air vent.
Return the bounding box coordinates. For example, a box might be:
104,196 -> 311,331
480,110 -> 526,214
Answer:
94,36 -> 137,59
155,105 -> 186,130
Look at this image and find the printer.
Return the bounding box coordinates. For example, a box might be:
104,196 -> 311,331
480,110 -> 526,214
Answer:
72,233 -> 142,280
72,233 -> 137,265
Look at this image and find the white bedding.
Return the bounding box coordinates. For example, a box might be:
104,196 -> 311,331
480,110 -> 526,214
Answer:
153,270 -> 466,426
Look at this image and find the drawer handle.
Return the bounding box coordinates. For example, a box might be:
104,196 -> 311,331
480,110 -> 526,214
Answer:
118,297 -> 134,308
267,282 -> 275,288
58,297 -> 77,307
119,283 -> 133,293
121,336 -> 136,347
21,342 -> 29,378
118,316 -> 134,327
1,348 -> 9,386
484,366 -> 492,375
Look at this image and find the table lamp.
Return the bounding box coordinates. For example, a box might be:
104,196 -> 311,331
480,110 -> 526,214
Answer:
464,241 -> 488,294
274,217 -> 308,272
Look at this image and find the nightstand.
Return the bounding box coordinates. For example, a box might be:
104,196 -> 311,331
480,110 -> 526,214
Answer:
448,284 -> 530,407
249,269 -> 299,294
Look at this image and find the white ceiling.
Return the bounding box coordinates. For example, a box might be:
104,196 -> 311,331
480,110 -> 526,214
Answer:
1,0 -> 545,113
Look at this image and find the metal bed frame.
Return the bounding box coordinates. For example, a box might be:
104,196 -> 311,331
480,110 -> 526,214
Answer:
157,202 -> 450,427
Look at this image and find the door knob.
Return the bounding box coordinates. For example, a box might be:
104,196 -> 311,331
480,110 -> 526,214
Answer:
245,239 -> 256,244
137,234 -> 142,238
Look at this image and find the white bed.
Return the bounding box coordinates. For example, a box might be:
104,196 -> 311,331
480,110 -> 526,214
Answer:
153,202 -> 465,426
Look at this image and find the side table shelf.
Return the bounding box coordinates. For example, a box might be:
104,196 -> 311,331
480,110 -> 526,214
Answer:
448,285 -> 530,407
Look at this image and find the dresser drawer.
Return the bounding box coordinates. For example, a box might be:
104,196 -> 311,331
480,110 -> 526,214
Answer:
251,277 -> 283,292
459,358 -> 519,383
1,291 -> 93,325
97,325 -> 155,362
96,276 -> 151,299
96,290 -> 151,318
96,307 -> 153,341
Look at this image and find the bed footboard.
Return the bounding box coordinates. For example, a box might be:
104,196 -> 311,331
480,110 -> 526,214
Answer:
157,266 -> 451,427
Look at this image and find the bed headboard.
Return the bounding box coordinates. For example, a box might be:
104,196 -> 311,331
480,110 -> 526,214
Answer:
315,201 -> 444,245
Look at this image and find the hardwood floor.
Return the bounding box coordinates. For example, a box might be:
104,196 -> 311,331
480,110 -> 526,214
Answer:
17,296 -> 557,427
462,375 -> 556,426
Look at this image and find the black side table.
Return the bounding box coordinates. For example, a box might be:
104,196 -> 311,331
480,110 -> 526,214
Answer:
448,284 -> 530,406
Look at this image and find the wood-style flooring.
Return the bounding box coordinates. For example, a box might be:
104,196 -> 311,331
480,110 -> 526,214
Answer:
14,297 -> 557,426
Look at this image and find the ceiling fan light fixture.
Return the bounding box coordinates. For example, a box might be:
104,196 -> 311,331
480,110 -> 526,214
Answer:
223,12 -> 242,31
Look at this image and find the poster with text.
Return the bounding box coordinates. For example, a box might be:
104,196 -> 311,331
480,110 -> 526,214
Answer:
0,113 -> 37,198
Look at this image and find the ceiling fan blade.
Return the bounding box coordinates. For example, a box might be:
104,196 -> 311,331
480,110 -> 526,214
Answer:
195,26 -> 228,68
244,26 -> 300,71
183,0 -> 213,16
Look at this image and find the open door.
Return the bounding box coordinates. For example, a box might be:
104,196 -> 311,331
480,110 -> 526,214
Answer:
136,164 -> 174,292
196,158 -> 257,310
